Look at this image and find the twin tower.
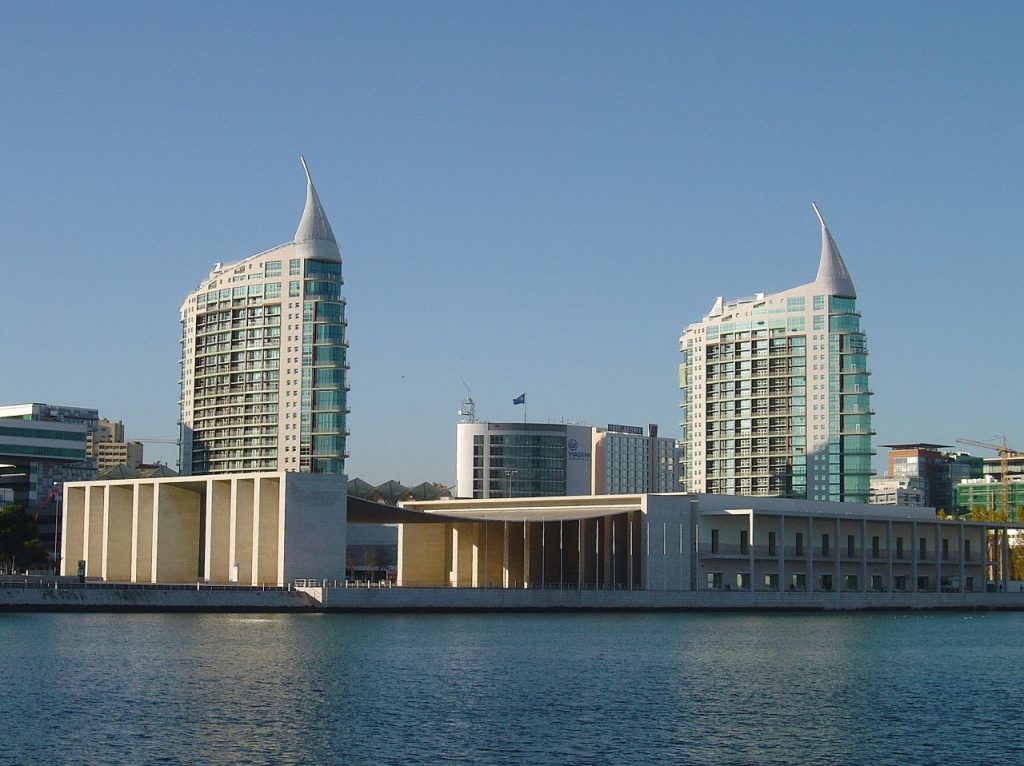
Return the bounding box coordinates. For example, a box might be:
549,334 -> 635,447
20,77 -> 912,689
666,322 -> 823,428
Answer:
178,162 -> 871,504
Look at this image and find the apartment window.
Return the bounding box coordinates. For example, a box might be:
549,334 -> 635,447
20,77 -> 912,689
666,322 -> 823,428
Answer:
739,530 -> 749,555
768,531 -> 777,557
871,535 -> 880,559
942,538 -> 950,561
820,574 -> 833,591
919,537 -> 927,561
711,529 -> 720,554
821,533 -> 830,557
847,534 -> 855,558
844,574 -> 858,591
896,536 -> 904,560
795,532 -> 804,557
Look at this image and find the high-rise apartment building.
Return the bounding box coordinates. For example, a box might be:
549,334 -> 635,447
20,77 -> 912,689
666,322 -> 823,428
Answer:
679,205 -> 873,502
179,159 -> 348,476
87,418 -> 144,471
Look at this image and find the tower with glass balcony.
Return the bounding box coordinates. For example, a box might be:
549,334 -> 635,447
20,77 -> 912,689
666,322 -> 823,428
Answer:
679,204 -> 873,502
178,158 -> 348,475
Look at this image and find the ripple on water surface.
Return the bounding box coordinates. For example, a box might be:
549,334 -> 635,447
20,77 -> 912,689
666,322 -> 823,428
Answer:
1,611 -> 1023,765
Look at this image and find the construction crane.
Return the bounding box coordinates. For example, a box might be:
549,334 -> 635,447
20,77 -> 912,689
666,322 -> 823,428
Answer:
956,436 -> 1023,520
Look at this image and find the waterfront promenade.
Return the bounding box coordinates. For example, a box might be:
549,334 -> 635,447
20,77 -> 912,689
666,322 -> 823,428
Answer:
4,577 -> 1024,612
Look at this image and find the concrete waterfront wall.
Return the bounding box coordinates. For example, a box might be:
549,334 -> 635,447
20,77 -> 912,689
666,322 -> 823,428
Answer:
315,586 -> 1024,612
0,584 -> 316,611
4,583 -> 1024,612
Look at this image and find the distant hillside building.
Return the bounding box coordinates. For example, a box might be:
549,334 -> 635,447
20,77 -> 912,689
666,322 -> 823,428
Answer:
178,158 -> 348,476
679,205 -> 874,502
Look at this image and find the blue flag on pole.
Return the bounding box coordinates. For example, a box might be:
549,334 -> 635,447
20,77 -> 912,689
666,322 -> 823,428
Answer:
513,393 -> 526,405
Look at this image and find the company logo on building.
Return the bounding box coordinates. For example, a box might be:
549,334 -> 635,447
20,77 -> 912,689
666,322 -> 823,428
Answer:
567,438 -> 590,461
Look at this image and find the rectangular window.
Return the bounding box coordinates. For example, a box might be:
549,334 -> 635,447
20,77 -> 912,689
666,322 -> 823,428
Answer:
711,529 -> 720,554
768,531 -> 777,556
289,281 -> 301,297
942,538 -> 950,561
289,258 -> 301,275
795,532 -> 804,557
847,534 -> 855,558
896,536 -> 904,560
821,533 -> 830,557
265,260 -> 282,277
964,540 -> 971,561
919,537 -> 927,561
872,535 -> 880,558
739,530 -> 749,555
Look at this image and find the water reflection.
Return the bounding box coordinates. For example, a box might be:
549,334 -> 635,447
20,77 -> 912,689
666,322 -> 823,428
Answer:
2,612 -> 1023,764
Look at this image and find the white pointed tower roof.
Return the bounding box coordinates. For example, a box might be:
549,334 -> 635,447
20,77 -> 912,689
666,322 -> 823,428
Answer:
293,156 -> 341,262
811,202 -> 855,298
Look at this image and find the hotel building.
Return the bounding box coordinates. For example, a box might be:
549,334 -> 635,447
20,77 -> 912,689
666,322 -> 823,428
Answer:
456,421 -> 681,499
679,205 -> 873,502
178,159 -> 348,476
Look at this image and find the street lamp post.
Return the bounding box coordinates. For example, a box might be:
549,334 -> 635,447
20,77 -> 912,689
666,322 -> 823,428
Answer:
505,469 -> 518,498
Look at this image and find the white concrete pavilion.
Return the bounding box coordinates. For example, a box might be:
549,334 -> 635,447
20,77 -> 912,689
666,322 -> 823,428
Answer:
60,472 -> 347,586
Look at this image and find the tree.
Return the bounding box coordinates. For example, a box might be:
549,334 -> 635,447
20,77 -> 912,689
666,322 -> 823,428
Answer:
0,504 -> 49,573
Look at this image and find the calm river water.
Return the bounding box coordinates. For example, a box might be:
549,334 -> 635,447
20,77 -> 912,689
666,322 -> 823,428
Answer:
2,611 -> 1023,765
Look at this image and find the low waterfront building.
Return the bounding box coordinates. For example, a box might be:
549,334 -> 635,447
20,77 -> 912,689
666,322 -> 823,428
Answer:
60,471 -> 347,586
398,494 -> 1007,594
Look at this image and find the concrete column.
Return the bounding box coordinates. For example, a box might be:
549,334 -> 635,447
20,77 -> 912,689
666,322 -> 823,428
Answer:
834,516 -> 841,591
748,513 -> 755,592
1002,529 -> 1010,591
806,516 -> 814,593
959,523 -> 965,592
205,479 -> 231,583
778,515 -> 785,592
911,520 -> 918,593
886,520 -> 893,592
503,520 -> 510,588
982,525 -> 989,587
860,518 -> 868,592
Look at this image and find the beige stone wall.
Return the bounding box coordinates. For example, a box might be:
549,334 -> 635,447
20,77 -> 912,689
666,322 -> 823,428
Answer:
398,522 -> 448,587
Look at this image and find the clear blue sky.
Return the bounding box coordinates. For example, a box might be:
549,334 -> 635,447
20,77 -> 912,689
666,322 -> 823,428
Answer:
2,2 -> 1021,484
